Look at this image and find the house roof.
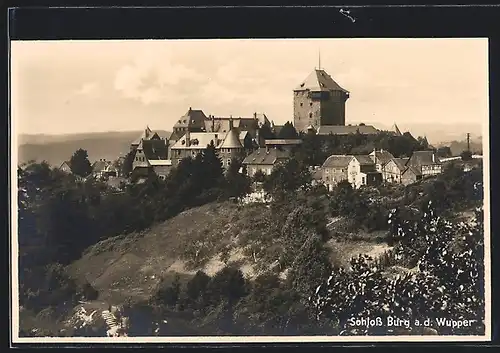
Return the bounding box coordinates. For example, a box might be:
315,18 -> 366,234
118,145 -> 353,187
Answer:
168,130 -> 182,141
137,139 -> 168,160
273,125 -> 284,135
220,128 -> 243,149
370,149 -> 394,165
205,116 -> 258,133
353,155 -> 376,165
316,125 -> 379,136
264,139 -> 303,146
407,150 -> 441,168
148,159 -> 172,166
92,160 -> 108,173
170,132 -> 223,150
403,165 -> 422,177
254,113 -> 270,127
242,148 -> 291,165
389,157 -> 409,171
322,155 -> 353,168
294,69 -> 349,93
173,108 -> 207,128
59,161 -> 71,169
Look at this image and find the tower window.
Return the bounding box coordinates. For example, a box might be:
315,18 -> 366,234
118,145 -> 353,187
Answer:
300,103 -> 303,107
309,102 -> 313,107
309,113 -> 313,118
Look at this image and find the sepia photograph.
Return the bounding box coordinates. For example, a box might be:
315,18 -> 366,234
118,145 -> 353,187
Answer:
10,37 -> 490,342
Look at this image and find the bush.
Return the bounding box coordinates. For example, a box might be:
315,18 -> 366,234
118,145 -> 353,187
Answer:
310,201 -> 485,335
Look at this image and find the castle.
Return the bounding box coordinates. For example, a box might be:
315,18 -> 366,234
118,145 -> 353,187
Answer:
128,65 -> 403,180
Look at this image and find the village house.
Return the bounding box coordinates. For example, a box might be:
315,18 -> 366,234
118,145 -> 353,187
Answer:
383,157 -> 409,184
406,150 -> 442,177
320,154 -> 382,190
242,147 -> 291,177
369,149 -> 395,174
399,150 -> 442,186
59,161 -> 72,173
320,155 -> 352,191
92,159 -> 118,179
348,155 -> 382,189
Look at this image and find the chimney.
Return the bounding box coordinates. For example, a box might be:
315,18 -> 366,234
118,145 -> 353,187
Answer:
212,115 -> 215,132
432,153 -> 435,163
229,116 -> 234,130
255,129 -> 260,147
254,112 -> 257,119
185,130 -> 191,146
266,145 -> 269,153
189,107 -> 192,112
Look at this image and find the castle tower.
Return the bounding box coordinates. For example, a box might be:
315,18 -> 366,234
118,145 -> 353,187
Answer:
293,67 -> 349,133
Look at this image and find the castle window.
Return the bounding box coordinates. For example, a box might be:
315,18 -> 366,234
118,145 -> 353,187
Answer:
310,102 -> 313,107
300,103 -> 303,107
309,113 -> 313,118
227,159 -> 231,166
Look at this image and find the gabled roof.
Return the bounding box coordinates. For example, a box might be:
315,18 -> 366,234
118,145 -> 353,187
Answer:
92,160 -> 108,173
403,165 -> 422,177
254,113 -> 270,127
322,155 -> 353,168
369,149 -> 394,165
294,69 -> 349,93
242,148 -> 291,165
387,157 -> 409,171
316,125 -> 379,136
353,155 -> 375,165
220,128 -> 243,149
407,150 -> 441,169
168,130 -> 182,141
59,161 -> 71,169
137,139 -> 168,160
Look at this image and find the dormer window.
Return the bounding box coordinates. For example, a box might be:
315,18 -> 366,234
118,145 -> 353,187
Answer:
300,83 -> 305,88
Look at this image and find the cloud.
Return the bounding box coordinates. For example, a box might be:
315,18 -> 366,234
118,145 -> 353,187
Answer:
113,52 -> 206,105
74,82 -> 101,97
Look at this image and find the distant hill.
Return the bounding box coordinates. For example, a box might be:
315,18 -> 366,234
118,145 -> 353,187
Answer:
353,121 -> 483,146
17,130 -> 171,167
435,136 -> 483,156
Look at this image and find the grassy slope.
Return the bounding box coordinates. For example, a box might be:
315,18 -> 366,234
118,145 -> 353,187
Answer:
67,201 -> 393,306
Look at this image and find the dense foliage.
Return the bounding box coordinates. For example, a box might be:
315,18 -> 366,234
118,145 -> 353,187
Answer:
17,140 -> 485,337
309,201 -> 485,335
294,131 -> 431,167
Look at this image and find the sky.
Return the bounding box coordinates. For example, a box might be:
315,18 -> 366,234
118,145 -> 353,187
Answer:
11,38 -> 489,136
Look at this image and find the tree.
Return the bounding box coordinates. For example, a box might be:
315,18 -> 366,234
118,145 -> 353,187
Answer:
259,124 -> 276,141
202,141 -> 224,188
263,158 -> 312,200
461,150 -> 473,161
69,148 -> 93,177
436,146 -> 452,158
277,121 -> 299,139
225,158 -> 251,199
122,150 -> 136,177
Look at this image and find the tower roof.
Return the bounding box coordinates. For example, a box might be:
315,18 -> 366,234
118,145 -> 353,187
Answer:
220,128 -> 243,149
294,69 -> 349,93
391,123 -> 402,136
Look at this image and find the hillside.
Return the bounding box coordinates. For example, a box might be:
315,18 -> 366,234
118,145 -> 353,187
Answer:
17,130 -> 171,167
67,201 -> 391,306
